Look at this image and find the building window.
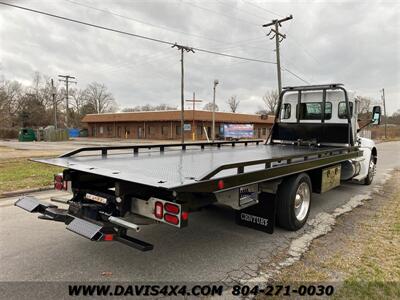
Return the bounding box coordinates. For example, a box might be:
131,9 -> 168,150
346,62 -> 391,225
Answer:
262,128 -> 267,135
161,126 -> 169,136
99,126 -> 104,134
107,126 -> 113,135
176,125 -> 181,136
197,125 -> 203,137
148,126 -> 155,135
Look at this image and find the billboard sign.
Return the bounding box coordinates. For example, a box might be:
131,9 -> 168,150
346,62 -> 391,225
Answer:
222,124 -> 254,139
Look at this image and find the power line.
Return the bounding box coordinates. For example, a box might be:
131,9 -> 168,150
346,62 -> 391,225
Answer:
282,67 -> 310,84
182,1 -> 260,26
58,74 -> 77,128
66,0 -> 273,51
243,1 -> 285,18
193,47 -> 275,64
0,2 -> 275,65
0,1 -> 310,84
262,15 -> 293,92
215,0 -> 266,21
65,0 -> 230,45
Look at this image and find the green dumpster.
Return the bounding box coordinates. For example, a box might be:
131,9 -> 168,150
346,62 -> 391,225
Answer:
18,128 -> 36,142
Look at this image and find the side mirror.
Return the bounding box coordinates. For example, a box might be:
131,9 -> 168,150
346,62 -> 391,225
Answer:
372,106 -> 381,125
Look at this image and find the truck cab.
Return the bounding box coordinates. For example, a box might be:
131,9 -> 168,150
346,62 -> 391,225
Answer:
271,83 -> 380,184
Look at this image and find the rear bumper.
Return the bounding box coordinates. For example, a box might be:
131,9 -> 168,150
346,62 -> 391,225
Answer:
15,196 -> 153,251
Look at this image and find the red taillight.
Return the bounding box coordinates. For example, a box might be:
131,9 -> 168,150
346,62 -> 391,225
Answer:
181,211 -> 189,221
164,213 -> 179,225
218,180 -> 225,190
164,203 -> 180,214
154,201 -> 163,219
55,174 -> 63,182
54,173 -> 65,190
103,234 -> 114,241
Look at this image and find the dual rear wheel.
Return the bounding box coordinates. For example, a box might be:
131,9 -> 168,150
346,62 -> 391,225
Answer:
276,173 -> 312,231
275,158 -> 376,231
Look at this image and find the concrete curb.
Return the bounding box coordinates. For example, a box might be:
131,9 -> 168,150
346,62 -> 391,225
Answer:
0,186 -> 53,198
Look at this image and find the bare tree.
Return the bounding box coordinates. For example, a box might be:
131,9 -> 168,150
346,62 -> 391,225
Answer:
122,104 -> 177,112
0,80 -> 24,127
83,82 -> 117,113
355,95 -> 372,114
387,109 -> 400,125
226,95 -> 240,113
262,89 -> 279,114
70,88 -> 85,113
203,102 -> 219,112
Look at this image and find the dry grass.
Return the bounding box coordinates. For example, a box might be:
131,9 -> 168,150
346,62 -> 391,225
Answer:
0,145 -> 62,161
0,158 -> 62,194
265,171 -> 400,299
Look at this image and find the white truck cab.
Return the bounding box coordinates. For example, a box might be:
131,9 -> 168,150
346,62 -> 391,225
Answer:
273,83 -> 380,185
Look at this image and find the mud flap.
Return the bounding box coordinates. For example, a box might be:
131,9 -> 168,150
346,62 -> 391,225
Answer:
235,192 -> 276,234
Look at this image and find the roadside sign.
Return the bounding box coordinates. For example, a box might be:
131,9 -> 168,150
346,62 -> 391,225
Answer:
222,124 -> 254,139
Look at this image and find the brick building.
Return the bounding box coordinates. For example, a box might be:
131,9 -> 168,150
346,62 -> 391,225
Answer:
82,110 -> 274,140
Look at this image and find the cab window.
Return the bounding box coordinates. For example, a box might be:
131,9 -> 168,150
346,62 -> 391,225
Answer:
338,102 -> 353,119
281,103 -> 291,119
298,102 -> 332,120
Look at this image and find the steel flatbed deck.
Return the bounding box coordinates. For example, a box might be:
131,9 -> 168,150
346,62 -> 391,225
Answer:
15,84 -> 375,251
34,140 -> 362,193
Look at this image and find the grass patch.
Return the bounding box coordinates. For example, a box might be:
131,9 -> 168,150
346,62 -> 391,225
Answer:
264,171 -> 400,300
335,191 -> 400,299
0,158 -> 63,194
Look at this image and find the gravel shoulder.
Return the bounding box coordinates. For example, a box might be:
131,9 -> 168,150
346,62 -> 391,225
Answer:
262,170 -> 400,298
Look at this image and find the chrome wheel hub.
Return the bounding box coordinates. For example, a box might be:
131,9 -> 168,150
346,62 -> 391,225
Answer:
294,182 -> 310,221
368,160 -> 376,180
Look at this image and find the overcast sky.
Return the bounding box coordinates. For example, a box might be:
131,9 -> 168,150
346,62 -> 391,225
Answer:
0,0 -> 399,114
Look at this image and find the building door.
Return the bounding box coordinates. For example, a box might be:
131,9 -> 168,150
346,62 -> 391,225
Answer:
138,127 -> 143,139
117,126 -> 122,138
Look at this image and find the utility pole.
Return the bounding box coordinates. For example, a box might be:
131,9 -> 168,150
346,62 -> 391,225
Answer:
185,92 -> 203,141
262,15 -> 293,93
381,88 -> 387,139
172,43 -> 194,144
212,79 -> 219,142
58,74 -> 77,128
51,79 -> 57,129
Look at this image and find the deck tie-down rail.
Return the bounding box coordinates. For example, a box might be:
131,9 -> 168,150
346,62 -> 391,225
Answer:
59,140 -> 264,158
199,146 -> 359,180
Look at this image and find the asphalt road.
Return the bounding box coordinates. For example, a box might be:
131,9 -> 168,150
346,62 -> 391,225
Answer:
1,141 -> 399,283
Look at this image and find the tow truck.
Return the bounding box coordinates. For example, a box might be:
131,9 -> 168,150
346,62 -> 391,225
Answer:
15,84 -> 381,251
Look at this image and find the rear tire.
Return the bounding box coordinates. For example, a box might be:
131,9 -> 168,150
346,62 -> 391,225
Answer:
276,173 -> 312,231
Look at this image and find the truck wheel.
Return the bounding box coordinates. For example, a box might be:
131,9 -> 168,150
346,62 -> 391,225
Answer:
276,173 -> 312,231
364,157 -> 376,185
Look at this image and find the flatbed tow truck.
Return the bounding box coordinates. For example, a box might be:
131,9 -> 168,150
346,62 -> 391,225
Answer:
15,84 -> 381,251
